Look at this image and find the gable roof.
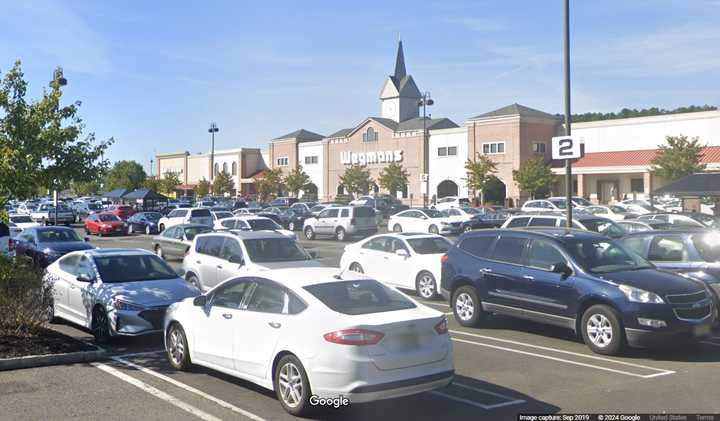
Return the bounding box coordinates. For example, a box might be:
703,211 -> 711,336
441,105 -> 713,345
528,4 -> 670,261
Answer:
123,189 -> 168,201
469,103 -> 559,121
653,173 -> 720,196
103,188 -> 129,199
327,128 -> 353,138
272,129 -> 325,142
398,117 -> 459,131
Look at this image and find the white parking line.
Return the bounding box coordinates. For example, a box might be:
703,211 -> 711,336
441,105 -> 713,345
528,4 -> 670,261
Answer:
450,329 -> 674,375
113,350 -> 166,359
452,338 -> 672,379
93,362 -> 222,421
700,341 -> 720,347
430,389 -> 524,410
418,300 -> 450,308
112,356 -> 268,421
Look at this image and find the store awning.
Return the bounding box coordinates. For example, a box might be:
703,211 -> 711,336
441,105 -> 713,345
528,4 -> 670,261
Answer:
123,189 -> 168,201
652,173 -> 720,197
103,188 -> 129,199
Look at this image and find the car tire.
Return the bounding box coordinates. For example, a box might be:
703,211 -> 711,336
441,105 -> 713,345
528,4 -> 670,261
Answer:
581,305 -> 625,355
187,274 -> 201,291
155,245 -> 164,260
288,221 -> 295,231
92,306 -> 112,344
166,323 -> 192,371
274,354 -> 312,416
45,301 -> 57,324
159,224 -> 165,232
429,224 -> 439,234
464,225 -> 473,233
416,271 -> 439,300
393,224 -> 402,233
349,262 -> 364,273
335,227 -> 346,241
304,226 -> 315,240
453,285 -> 484,327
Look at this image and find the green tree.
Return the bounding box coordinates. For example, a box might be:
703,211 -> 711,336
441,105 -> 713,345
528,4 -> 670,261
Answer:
651,135 -> 706,181
513,157 -> 556,199
0,61 -> 111,212
284,166 -> 311,198
339,165 -> 373,198
464,154 -> 498,205
255,168 -> 284,202
378,162 -> 409,196
194,178 -> 211,197
212,171 -> 235,196
143,176 -> 163,192
71,179 -> 102,196
160,171 -> 181,196
104,160 -> 147,191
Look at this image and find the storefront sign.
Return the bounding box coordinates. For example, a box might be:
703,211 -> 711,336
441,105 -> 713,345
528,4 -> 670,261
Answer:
340,150 -> 403,166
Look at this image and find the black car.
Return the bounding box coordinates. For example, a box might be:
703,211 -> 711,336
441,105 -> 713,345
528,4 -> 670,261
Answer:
460,210 -> 508,232
127,212 -> 163,235
270,197 -> 298,207
620,229 -> 720,309
257,206 -> 287,225
281,208 -> 313,231
14,226 -> 94,267
442,228 -> 716,354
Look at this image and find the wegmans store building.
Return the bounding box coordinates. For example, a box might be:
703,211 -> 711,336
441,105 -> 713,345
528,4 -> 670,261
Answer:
157,41 -> 720,206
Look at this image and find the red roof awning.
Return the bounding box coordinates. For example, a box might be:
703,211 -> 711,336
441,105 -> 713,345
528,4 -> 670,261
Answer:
552,146 -> 720,168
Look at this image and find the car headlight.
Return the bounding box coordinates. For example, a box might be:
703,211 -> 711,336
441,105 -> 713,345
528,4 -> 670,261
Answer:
618,284 -> 665,304
43,248 -> 60,256
113,299 -> 145,311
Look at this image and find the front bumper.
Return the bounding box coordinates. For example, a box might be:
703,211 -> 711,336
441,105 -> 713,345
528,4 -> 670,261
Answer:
622,299 -> 716,348
110,306 -> 168,336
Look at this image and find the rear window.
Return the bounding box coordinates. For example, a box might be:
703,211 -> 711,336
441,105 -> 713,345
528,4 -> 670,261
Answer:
352,207 -> 374,217
99,214 -> 121,222
304,279 -> 416,315
184,226 -> 212,240
407,237 -> 452,254
191,209 -> 212,217
490,237 -> 528,264
506,217 -> 530,228
10,215 -> 33,223
94,254 -> 178,283
528,217 -> 557,227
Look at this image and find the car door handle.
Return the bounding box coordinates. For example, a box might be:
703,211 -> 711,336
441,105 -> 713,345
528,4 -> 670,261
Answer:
481,268 -> 493,273
268,322 -> 281,329
222,313 -> 232,319
522,275 -> 535,280
196,261 -> 201,264
217,265 -> 223,269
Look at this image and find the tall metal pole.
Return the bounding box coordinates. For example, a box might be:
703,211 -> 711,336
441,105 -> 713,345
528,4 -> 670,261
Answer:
208,122 -> 219,183
563,0 -> 573,228
422,98 -> 428,208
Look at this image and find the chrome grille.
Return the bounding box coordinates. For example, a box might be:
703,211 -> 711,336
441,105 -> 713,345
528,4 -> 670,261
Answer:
138,306 -> 168,330
674,304 -> 712,321
665,290 -> 707,304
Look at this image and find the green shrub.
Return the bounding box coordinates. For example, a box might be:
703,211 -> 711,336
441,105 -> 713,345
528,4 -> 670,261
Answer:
0,255 -> 53,337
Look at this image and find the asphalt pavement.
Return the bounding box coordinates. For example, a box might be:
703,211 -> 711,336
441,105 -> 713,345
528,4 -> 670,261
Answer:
2,227 -> 720,420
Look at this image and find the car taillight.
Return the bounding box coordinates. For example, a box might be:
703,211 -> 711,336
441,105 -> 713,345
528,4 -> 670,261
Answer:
323,329 -> 384,345
440,254 -> 449,264
8,239 -> 15,252
434,317 -> 449,335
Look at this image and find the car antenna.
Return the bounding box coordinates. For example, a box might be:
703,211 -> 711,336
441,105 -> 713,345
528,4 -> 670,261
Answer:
333,268 -> 346,280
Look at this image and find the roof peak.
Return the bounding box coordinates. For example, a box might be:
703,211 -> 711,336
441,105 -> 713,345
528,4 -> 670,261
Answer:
394,40 -> 407,80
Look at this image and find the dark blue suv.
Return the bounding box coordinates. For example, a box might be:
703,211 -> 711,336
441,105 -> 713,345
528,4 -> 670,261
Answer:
441,228 -> 716,355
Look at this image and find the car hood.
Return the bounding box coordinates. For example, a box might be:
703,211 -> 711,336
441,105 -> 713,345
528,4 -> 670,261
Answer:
595,268 -> 705,295
38,241 -> 95,253
251,260 -> 323,271
103,277 -> 200,307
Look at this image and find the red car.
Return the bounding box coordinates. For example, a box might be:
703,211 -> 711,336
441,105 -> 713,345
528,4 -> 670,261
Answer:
84,213 -> 127,236
107,205 -> 135,220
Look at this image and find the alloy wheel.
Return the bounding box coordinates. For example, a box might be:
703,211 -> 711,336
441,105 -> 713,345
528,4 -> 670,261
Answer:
156,246 -> 164,259
586,314 -> 613,348
168,327 -> 185,366
349,263 -> 364,273
393,224 -> 402,232
417,274 -> 436,299
128,225 -> 133,234
429,225 -> 439,234
288,221 -> 295,231
93,308 -> 111,343
278,362 -> 303,408
455,292 -> 474,321
146,225 -> 151,235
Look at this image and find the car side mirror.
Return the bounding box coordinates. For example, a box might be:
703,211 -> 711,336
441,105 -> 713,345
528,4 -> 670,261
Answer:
551,262 -> 573,278
421,216 -> 427,220
228,255 -> 244,265
76,274 -> 94,283
193,295 -> 207,306
395,249 -> 410,258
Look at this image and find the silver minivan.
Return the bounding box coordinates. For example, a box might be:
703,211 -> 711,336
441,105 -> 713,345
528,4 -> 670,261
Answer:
302,206 -> 377,241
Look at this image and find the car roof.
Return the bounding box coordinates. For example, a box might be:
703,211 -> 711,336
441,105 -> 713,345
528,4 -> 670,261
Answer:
80,248 -> 154,257
621,228 -> 710,237
464,227 -> 606,242
174,223 -> 211,228
195,230 -> 287,240
252,267 -> 370,289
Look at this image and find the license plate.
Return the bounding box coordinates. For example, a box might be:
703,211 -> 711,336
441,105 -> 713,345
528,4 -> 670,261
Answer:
395,334 -> 420,350
694,324 -> 711,337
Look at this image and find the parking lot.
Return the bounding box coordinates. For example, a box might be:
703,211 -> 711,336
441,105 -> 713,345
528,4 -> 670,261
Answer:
2,228 -> 720,421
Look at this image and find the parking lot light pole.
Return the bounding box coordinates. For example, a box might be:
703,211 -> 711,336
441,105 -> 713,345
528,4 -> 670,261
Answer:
208,122 -> 219,183
563,0 -> 573,228
50,71 -> 67,226
419,92 -> 434,208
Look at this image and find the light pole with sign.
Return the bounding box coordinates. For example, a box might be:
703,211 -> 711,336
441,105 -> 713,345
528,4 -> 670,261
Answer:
562,0 -> 573,227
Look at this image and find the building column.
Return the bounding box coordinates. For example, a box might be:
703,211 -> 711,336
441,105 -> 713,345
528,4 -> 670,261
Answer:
577,174 -> 585,197
643,171 -> 652,197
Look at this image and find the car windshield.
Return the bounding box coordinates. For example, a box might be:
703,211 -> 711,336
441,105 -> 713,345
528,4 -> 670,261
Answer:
247,219 -> 282,231
573,197 -> 592,206
143,212 -> 162,221
423,209 -> 444,218
37,228 -> 82,242
99,214 -> 121,222
183,226 -> 212,240
610,205 -> 626,213
94,254 -> 178,283
564,238 -> 653,274
549,199 -> 569,209
310,205 -> 325,212
304,279 -> 416,315
88,203 -> 103,211
580,219 -> 626,238
691,213 -> 717,227
407,237 -> 452,254
214,212 -> 233,219
692,232 -> 720,262
243,238 -> 312,262
10,215 -> 33,223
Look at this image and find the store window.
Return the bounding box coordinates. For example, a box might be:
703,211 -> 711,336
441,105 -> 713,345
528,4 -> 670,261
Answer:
362,127 -> 378,142
231,162 -> 237,175
222,162 -> 228,174
447,146 -> 458,156
304,156 -> 318,165
532,142 -> 546,154
214,163 -> 219,176
483,142 -> 505,154
631,178 -> 644,192
276,157 -> 289,166
438,147 -> 447,157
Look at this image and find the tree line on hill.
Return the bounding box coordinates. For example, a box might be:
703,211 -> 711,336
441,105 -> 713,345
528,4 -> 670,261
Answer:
559,105 -> 717,123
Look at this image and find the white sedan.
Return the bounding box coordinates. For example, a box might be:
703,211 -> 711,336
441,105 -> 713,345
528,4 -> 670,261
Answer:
340,233 -> 452,299
584,205 -> 637,221
164,267 -> 454,416
8,214 -> 41,230
387,208 -> 460,235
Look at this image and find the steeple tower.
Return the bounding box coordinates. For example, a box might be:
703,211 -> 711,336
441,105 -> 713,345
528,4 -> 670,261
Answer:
379,40 -> 422,122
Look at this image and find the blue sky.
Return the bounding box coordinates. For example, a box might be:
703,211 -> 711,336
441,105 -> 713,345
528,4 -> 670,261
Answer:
2,0 -> 718,169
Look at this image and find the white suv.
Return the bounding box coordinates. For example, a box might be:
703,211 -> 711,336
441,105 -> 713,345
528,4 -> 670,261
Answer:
303,206 -> 377,241
214,216 -> 295,238
159,207 -> 213,232
432,196 -> 470,211
501,213 -> 625,238
182,231 -> 321,291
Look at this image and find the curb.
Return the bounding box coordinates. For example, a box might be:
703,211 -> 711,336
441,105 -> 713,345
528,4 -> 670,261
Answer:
0,348 -> 106,371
